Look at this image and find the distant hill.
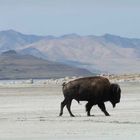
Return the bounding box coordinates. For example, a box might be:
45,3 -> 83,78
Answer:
0,50 -> 93,79
0,30 -> 140,74
0,29 -> 47,52
21,33 -> 140,74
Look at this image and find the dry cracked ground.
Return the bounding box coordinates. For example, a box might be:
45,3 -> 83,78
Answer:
0,81 -> 139,140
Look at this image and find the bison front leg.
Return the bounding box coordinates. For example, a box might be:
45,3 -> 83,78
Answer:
85,102 -> 94,116
98,103 -> 110,116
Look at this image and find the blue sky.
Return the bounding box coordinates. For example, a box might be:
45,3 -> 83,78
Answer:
0,0 -> 140,38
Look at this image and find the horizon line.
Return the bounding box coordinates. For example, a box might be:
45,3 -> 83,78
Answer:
0,28 -> 139,39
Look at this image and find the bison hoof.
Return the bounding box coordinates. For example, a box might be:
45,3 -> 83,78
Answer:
59,113 -> 63,116
70,114 -> 75,117
105,113 -> 110,116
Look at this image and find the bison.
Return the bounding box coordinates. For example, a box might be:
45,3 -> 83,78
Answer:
59,76 -> 121,117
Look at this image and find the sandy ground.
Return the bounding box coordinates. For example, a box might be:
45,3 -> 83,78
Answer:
0,82 -> 140,140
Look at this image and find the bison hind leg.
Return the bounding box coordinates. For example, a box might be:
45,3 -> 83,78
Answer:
85,102 -> 94,116
66,99 -> 75,117
59,98 -> 68,116
59,98 -> 75,117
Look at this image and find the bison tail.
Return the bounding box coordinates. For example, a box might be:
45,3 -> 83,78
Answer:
76,99 -> 81,105
78,101 -> 81,104
62,82 -> 66,87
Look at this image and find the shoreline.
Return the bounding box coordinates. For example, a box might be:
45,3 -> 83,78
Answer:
0,74 -> 139,88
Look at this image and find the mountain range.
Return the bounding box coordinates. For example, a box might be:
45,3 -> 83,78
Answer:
0,50 -> 92,79
0,29 -> 140,75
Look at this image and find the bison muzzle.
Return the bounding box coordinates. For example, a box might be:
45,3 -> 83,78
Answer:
59,76 -> 121,117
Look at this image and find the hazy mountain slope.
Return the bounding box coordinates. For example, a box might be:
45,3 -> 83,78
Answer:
0,30 -> 46,52
0,50 -> 93,79
21,34 -> 140,74
0,30 -> 140,74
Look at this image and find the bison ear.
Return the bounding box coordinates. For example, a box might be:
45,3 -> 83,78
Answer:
110,84 -> 121,94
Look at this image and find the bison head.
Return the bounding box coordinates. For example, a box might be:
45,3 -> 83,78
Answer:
110,83 -> 121,108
